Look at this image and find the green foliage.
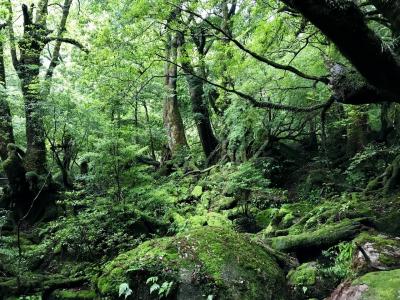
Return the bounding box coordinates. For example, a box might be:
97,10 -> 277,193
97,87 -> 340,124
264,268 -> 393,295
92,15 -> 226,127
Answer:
226,161 -> 270,194
146,276 -> 174,299
38,195 -> 161,259
320,242 -> 355,280
345,144 -> 396,187
118,283 -> 132,299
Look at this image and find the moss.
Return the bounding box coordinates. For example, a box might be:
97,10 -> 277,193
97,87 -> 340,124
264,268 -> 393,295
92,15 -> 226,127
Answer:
287,263 -> 317,286
352,269 -> 400,300
255,208 -> 277,229
50,289 -> 97,299
267,218 -> 362,253
282,213 -> 295,227
0,275 -> 88,298
97,227 -> 286,300
354,232 -> 400,248
191,185 -> 203,198
353,232 -> 400,269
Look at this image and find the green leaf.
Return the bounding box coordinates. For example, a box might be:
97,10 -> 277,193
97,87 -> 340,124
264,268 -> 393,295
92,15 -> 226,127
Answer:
146,276 -> 158,284
149,283 -> 160,294
118,283 -> 132,299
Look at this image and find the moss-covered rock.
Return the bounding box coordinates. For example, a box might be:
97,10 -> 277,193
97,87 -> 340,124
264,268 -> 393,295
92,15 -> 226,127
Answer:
255,208 -> 278,229
287,262 -> 327,300
97,227 -> 287,300
287,262 -> 317,286
329,269 -> 400,300
0,275 -> 89,298
352,232 -> 400,273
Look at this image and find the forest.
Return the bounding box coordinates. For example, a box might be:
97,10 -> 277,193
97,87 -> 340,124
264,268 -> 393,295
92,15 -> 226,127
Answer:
1,0 -> 400,299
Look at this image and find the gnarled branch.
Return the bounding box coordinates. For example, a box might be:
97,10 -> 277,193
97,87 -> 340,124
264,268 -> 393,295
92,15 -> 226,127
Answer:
45,37 -> 89,53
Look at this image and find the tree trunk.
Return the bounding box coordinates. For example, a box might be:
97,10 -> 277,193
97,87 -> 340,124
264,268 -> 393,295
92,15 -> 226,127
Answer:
176,32 -> 219,161
267,219 -> 366,259
163,33 -> 188,154
186,74 -> 219,159
143,100 -> 157,161
0,38 -> 15,161
16,4 -> 48,174
21,75 -> 47,174
378,102 -> 393,144
346,107 -> 369,157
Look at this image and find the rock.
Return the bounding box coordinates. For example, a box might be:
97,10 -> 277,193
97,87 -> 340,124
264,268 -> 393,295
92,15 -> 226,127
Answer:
286,262 -> 336,300
287,262 -> 317,287
328,281 -> 369,300
97,227 -> 287,300
328,269 -> 400,300
352,232 -> 400,273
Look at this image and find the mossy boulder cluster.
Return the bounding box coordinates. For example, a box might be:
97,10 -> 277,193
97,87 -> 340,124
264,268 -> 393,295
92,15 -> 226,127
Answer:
97,227 -> 287,300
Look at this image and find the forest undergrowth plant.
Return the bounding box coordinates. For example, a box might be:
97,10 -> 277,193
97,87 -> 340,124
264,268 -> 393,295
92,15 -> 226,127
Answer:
320,242 -> 355,283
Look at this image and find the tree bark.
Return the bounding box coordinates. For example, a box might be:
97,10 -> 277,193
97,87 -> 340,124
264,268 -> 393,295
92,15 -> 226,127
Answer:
163,32 -> 188,155
15,3 -> 48,174
186,74 -> 219,159
0,37 -> 15,161
177,31 -> 219,160
346,107 -> 369,157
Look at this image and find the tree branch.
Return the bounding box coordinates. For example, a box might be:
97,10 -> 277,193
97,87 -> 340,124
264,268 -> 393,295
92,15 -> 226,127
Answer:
6,0 -> 19,69
45,37 -> 89,53
280,0 -> 400,98
174,4 -> 330,84
158,54 -> 333,113
45,0 -> 74,81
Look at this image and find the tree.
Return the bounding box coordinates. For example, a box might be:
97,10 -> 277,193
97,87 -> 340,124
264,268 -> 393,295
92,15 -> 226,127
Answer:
177,30 -> 219,161
6,0 -> 86,175
0,25 -> 14,161
163,31 -> 188,156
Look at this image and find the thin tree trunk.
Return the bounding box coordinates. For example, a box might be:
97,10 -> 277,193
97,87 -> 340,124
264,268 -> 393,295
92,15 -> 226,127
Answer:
0,38 -> 15,161
346,107 -> 369,157
143,100 -> 156,161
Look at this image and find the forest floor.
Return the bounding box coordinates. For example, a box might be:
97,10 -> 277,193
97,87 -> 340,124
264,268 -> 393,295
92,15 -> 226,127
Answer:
1,161 -> 400,300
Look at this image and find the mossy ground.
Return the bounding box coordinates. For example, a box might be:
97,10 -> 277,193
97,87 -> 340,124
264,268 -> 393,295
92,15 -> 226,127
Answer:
50,289 -> 97,299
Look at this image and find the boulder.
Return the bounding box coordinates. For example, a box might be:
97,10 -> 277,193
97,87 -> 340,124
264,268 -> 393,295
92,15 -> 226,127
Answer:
97,227 -> 287,300
352,232 -> 400,273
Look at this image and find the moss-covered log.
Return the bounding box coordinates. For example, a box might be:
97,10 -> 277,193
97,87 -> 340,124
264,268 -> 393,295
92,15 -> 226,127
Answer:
0,275 -> 89,298
267,219 -> 366,256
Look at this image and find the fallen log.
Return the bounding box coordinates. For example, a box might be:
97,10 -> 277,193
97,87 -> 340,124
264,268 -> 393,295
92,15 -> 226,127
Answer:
0,275 -> 89,297
266,218 -> 369,258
